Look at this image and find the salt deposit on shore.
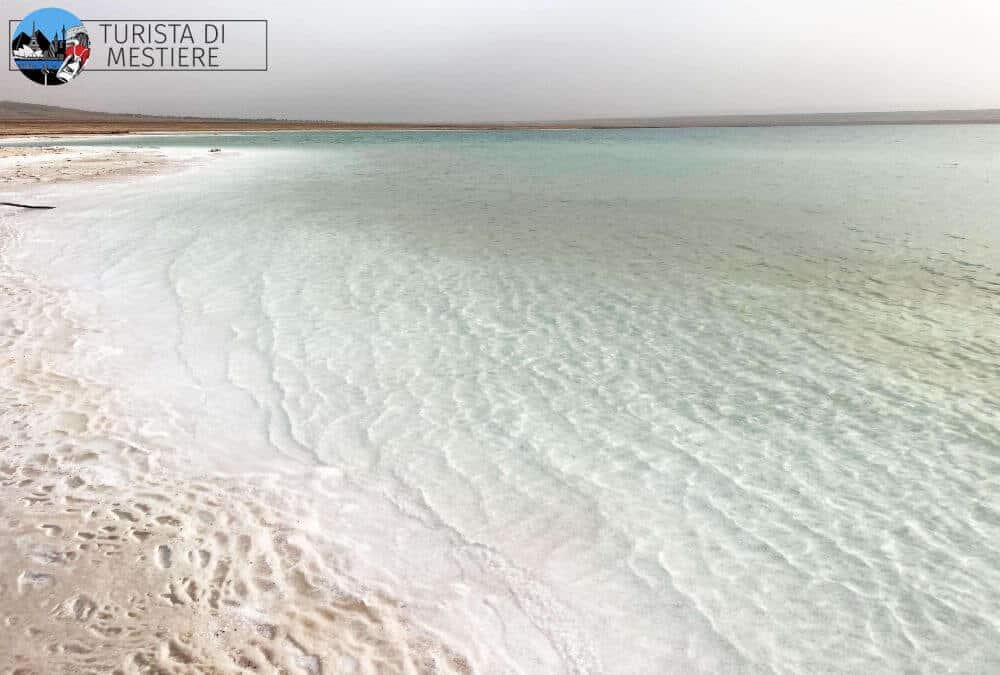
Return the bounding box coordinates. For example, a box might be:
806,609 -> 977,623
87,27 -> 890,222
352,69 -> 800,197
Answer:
0,144 -> 178,186
0,146 -> 473,674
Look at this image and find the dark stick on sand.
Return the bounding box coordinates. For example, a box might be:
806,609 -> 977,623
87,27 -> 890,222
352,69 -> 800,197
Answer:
1,202 -> 56,209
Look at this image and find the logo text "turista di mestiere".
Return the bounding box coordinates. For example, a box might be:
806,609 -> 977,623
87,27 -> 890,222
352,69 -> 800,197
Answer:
100,22 -> 227,68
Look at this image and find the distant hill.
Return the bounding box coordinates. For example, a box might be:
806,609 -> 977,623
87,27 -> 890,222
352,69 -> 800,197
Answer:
562,109 -> 1000,128
3,101 -> 1000,135
0,101 -> 236,123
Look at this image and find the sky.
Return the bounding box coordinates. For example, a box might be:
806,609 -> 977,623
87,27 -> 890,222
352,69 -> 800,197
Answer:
12,7 -> 79,40
4,0 -> 1000,122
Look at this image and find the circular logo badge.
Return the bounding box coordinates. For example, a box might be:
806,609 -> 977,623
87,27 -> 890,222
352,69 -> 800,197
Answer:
11,7 -> 90,86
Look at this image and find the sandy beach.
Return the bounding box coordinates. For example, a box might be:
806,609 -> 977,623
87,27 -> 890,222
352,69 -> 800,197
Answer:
0,145 -> 176,186
0,145 -> 473,674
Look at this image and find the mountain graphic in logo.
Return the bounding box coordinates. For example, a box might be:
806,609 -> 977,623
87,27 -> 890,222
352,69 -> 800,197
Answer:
11,7 -> 89,86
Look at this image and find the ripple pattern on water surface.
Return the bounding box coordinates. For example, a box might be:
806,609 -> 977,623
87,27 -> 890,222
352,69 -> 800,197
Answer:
8,127 -> 1000,673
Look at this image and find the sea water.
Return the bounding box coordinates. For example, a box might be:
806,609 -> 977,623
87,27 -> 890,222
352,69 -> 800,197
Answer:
5,126 -> 1000,673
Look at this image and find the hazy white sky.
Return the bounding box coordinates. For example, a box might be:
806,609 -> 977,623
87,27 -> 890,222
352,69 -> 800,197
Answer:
4,0 -> 999,121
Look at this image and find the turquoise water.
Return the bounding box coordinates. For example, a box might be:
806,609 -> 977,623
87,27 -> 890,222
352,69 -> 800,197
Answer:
9,127 -> 1000,673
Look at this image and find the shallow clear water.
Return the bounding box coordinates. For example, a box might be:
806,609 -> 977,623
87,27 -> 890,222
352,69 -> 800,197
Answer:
9,127 -> 1000,673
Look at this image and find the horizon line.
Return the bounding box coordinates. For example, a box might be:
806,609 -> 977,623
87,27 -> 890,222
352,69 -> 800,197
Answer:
5,101 -> 1000,130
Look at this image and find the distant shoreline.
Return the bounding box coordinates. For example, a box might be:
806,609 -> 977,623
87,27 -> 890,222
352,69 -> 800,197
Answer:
4,101 -> 1000,136
5,119 -> 1000,137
